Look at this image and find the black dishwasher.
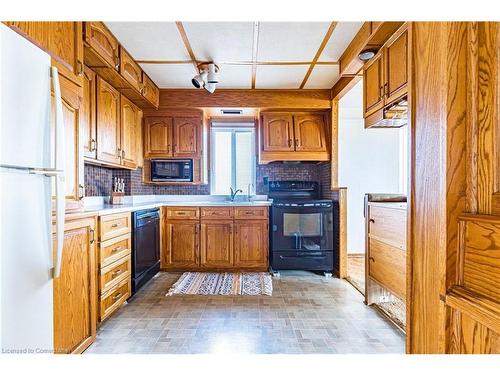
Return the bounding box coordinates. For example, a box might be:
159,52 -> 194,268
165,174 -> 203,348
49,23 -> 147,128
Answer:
132,208 -> 160,295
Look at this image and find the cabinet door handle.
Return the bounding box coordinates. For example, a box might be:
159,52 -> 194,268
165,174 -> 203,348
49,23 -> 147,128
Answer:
379,85 -> 384,99
77,60 -> 84,76
111,245 -> 122,253
111,269 -> 123,278
89,139 -> 96,152
111,223 -> 120,228
369,256 -> 375,262
288,139 -> 292,148
369,219 -> 375,223
114,55 -> 120,70
89,228 -> 95,244
384,83 -> 389,97
117,148 -> 122,158
294,139 -> 299,148
112,292 -> 122,301
122,149 -> 126,159
173,144 -> 177,153
142,86 -> 148,96
78,184 -> 85,200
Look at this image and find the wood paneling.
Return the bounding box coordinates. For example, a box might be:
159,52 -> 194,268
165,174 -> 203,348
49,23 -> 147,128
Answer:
53,216 -> 96,354
200,221 -> 234,268
159,89 -> 332,109
96,77 -> 121,165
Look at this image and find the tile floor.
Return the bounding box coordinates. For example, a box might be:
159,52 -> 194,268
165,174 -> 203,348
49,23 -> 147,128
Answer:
85,271 -> 405,354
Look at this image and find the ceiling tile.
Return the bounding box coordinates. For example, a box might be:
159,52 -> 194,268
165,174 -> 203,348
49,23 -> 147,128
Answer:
105,22 -> 190,60
217,64 -> 252,89
182,22 -> 254,62
258,22 -> 331,62
255,65 -> 309,89
319,22 -> 363,61
140,64 -> 197,89
303,64 -> 340,89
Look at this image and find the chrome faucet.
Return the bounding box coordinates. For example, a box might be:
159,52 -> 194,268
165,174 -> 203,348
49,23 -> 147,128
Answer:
230,187 -> 243,202
247,183 -> 254,201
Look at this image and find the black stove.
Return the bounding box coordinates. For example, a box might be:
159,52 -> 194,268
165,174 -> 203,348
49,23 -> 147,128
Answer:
268,181 -> 335,274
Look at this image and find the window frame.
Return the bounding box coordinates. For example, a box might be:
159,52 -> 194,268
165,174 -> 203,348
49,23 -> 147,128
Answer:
210,125 -> 256,196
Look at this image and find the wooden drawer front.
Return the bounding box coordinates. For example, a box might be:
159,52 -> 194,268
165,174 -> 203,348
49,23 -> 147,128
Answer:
100,278 -> 130,321
201,207 -> 234,220
166,207 -> 200,220
100,255 -> 131,295
100,213 -> 131,241
100,234 -> 131,268
368,205 -> 406,249
234,206 -> 268,220
369,238 -> 406,299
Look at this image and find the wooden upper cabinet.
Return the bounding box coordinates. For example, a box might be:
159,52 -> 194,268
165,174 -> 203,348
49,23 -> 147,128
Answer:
5,22 -> 84,86
49,22 -> 84,87
120,95 -> 139,169
53,216 -> 96,354
384,28 -> 408,103
234,220 -> 268,268
144,117 -> 173,158
363,52 -> 384,117
96,77 -> 121,165
164,221 -> 199,268
173,117 -> 201,157
293,114 -> 327,152
262,113 -> 294,151
83,22 -> 119,70
82,66 -> 97,159
200,221 -> 234,268
51,74 -> 84,211
120,47 -> 142,92
142,73 -> 160,108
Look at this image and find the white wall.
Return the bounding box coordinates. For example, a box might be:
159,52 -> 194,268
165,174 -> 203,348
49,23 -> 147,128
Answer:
338,80 -> 407,253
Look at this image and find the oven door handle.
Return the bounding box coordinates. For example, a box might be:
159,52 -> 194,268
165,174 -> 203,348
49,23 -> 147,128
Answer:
279,255 -> 327,260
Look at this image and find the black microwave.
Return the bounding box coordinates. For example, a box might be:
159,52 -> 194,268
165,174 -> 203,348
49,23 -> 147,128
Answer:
151,159 -> 193,182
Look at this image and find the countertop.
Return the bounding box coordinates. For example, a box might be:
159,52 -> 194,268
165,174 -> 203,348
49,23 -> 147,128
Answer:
83,195 -> 272,216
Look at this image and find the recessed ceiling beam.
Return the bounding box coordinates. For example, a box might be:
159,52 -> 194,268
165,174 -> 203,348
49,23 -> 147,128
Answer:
299,21 -> 338,89
136,59 -> 339,66
175,21 -> 200,73
251,22 -> 260,89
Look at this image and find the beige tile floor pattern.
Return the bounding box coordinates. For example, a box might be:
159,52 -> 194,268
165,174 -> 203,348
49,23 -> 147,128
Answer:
85,271 -> 405,354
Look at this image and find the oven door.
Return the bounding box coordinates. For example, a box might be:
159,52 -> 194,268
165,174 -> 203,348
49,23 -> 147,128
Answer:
271,204 -> 333,252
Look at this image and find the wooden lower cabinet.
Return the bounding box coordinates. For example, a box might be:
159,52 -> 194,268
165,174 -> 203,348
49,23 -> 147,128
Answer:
200,221 -> 234,268
53,215 -> 97,354
164,221 -> 200,268
162,206 -> 269,270
234,220 -> 268,268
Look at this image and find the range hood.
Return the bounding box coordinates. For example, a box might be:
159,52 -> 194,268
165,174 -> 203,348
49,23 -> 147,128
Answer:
365,97 -> 408,128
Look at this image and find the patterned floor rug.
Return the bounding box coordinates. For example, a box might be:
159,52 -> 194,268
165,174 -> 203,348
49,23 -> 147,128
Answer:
166,272 -> 273,296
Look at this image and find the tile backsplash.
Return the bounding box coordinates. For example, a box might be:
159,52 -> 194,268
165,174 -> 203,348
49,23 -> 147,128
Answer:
84,161 -> 334,197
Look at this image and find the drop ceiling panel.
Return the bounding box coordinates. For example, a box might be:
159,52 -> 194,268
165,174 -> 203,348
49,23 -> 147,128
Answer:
183,22 -> 254,62
319,22 -> 363,61
258,22 -> 331,62
255,65 -> 309,89
140,64 -> 197,88
303,64 -> 340,89
105,22 -> 189,60
217,64 -> 252,89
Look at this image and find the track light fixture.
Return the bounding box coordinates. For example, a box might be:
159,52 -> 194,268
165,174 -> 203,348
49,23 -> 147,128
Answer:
191,62 -> 220,93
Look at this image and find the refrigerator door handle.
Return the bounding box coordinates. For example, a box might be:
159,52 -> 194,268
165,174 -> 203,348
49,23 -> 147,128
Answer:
51,66 -> 66,278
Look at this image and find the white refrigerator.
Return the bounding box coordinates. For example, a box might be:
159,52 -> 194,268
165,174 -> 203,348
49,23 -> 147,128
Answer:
0,23 -> 66,353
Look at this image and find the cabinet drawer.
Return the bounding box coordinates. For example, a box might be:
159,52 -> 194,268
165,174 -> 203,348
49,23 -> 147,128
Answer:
201,207 -> 234,220
368,238 -> 406,299
100,233 -> 131,268
234,206 -> 268,220
99,212 -> 131,241
99,278 -> 130,321
100,255 -> 131,295
368,205 -> 406,249
166,207 -> 200,220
